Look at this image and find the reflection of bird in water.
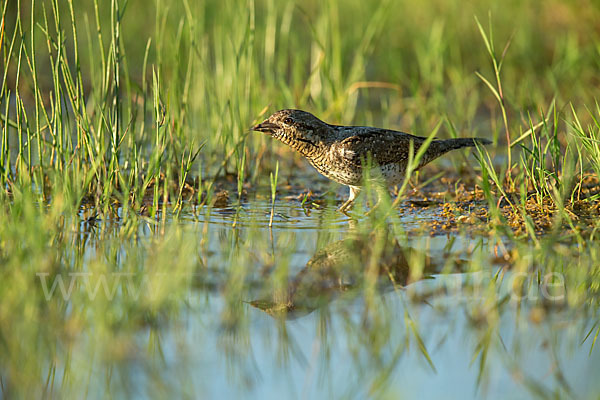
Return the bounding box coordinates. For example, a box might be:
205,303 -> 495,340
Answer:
249,231 -> 435,318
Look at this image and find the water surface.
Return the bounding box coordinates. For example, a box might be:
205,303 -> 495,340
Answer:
38,199 -> 600,399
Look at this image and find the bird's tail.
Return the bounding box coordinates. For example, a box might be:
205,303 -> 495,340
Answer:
439,137 -> 492,151
417,137 -> 491,168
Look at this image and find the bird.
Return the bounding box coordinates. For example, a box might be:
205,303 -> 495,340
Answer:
252,109 -> 491,212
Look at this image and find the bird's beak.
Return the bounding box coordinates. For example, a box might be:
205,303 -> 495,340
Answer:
252,121 -> 278,133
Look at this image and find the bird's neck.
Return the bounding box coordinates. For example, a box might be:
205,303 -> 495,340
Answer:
289,138 -> 324,158
274,130 -> 326,158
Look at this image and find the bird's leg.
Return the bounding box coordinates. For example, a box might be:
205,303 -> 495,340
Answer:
338,186 -> 361,213
365,184 -> 387,216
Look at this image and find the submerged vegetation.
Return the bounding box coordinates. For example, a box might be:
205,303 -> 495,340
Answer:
1,0 -> 600,397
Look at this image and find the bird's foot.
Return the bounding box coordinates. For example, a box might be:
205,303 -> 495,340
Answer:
365,201 -> 381,216
337,199 -> 355,213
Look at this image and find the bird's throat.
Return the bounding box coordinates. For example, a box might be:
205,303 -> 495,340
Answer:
296,137 -> 316,146
291,137 -> 322,158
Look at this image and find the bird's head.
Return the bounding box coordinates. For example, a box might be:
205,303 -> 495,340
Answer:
252,109 -> 329,150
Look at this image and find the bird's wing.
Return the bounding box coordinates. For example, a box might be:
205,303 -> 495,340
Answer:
335,129 -> 427,166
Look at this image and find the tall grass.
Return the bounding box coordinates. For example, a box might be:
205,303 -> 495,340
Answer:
3,0 -> 600,212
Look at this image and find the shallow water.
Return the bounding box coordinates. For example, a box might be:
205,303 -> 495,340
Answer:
39,200 -> 600,399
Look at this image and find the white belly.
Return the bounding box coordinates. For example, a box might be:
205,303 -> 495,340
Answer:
376,163 -> 406,186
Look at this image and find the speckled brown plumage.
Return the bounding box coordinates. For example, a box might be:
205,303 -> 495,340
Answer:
253,109 -> 491,212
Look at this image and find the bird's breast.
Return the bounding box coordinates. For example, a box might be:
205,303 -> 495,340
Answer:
298,147 -> 360,186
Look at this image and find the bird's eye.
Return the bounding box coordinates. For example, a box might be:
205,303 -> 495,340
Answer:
283,117 -> 294,125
